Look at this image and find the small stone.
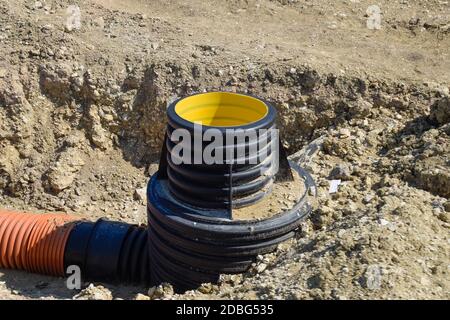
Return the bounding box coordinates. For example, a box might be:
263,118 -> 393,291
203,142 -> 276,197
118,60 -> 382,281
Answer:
29,49 -> 40,56
444,200 -> 450,212
256,263 -> 267,273
47,148 -> 85,193
387,223 -> 397,232
134,187 -> 146,202
102,114 -> 114,122
337,229 -> 346,237
0,68 -> 6,78
328,22 -> 337,29
34,1 -> 43,9
198,283 -> 214,294
363,193 -> 374,204
339,128 -> 351,138
41,24 -> 54,32
329,164 -> 352,180
435,85 -> 449,97
93,17 -> 105,29
148,283 -> 174,299
135,293 -> 151,300
73,284 -> 113,300
229,274 -> 242,285
91,124 -> 111,150
438,212 -> 449,223
389,98 -> 408,110
430,97 -> 450,125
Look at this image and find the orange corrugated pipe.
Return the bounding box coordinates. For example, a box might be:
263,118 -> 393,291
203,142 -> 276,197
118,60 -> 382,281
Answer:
0,209 -> 76,276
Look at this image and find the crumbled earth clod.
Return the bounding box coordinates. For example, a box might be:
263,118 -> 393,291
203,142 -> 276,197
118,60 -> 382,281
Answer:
73,284 -> 113,300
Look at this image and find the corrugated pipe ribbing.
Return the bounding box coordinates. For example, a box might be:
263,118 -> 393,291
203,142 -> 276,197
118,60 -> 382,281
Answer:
0,210 -> 76,276
0,211 -> 150,286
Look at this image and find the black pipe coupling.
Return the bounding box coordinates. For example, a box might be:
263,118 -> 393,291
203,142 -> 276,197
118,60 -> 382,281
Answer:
64,219 -> 150,285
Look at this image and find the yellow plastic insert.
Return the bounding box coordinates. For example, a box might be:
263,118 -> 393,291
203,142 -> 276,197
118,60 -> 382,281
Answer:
174,92 -> 268,127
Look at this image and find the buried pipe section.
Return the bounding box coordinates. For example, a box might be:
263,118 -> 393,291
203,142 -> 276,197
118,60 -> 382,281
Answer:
0,92 -> 315,292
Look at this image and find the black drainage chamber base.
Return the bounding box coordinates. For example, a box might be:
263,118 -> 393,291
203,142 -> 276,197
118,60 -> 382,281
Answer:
147,161 -> 314,292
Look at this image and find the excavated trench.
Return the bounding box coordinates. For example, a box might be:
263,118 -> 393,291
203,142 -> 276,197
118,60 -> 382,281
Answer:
1,62 -> 445,201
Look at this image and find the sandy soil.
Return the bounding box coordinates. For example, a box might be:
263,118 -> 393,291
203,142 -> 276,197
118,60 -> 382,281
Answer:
0,0 -> 449,300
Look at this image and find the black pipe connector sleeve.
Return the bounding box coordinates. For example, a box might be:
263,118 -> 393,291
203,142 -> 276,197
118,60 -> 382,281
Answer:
64,219 -> 150,285
64,221 -> 95,272
147,161 -> 314,292
84,219 -> 131,281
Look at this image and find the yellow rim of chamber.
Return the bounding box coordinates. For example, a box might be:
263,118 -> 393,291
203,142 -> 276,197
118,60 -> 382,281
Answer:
174,92 -> 268,127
